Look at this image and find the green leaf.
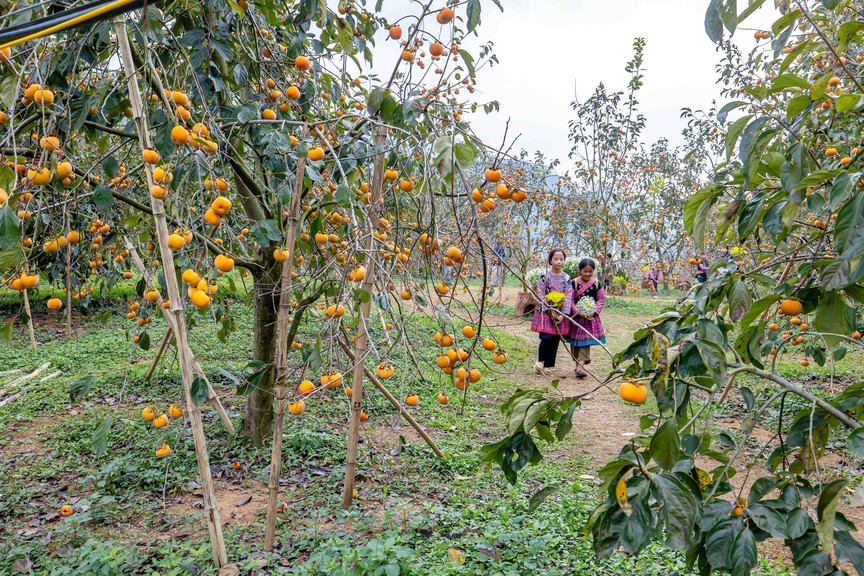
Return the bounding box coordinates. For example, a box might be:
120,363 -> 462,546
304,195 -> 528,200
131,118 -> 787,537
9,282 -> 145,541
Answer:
650,419 -> 681,471
848,428 -> 864,458
191,376 -> 209,404
705,0 -> 723,43
728,280 -> 751,322
93,184 -> 114,211
696,338 -> 728,388
102,155 -> 119,179
720,0 -> 737,34
0,205 -> 21,250
92,417 -> 112,456
0,318 -> 13,343
729,527 -> 757,576
651,473 -> 700,550
812,290 -> 853,347
336,185 -> 351,209
836,93 -> 862,113
555,400 -> 579,441
837,21 -> 864,53
725,114 -> 753,160
746,504 -> 786,539
769,73 -> 809,93
738,0 -> 766,23
786,94 -> 811,119
527,484 -> 561,513
465,0 -> 481,32
810,73 -> 832,100
69,376 -> 95,402
684,185 -> 722,248
717,101 -> 746,124
771,9 -> 801,36
793,168 -> 843,191
816,479 -> 848,558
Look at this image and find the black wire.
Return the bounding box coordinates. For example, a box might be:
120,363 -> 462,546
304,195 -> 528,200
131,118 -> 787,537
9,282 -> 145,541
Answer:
0,0 -> 153,47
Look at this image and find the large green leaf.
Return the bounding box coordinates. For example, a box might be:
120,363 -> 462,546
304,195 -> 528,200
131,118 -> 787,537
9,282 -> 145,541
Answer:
651,473 -> 700,550
728,527 -> 757,576
836,93 -> 862,113
684,185 -> 723,248
837,21 -> 864,53
769,73 -> 809,93
728,280 -> 751,323
696,338 -> 728,388
739,294 -> 781,328
0,205 -> 21,250
848,428 -> 864,458
465,0 -> 481,32
650,419 -> 681,471
92,417 -> 113,456
705,0 -> 723,43
725,114 -> 753,160
816,479 -> 848,558
813,291 -> 854,347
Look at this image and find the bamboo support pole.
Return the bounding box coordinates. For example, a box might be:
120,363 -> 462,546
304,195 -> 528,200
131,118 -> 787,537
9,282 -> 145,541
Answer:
22,288 -> 36,349
264,125 -> 309,550
342,125 -> 388,509
64,212 -> 72,338
123,239 -> 234,435
146,328 -> 173,380
112,17 -> 227,567
339,342 -> 444,458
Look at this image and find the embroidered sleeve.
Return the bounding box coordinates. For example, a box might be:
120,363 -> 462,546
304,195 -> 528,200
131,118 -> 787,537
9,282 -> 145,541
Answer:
595,282 -> 606,314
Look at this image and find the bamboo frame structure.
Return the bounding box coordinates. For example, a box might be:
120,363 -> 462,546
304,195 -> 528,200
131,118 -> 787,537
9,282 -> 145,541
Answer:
342,125 -> 388,508
264,125 -> 309,550
112,16 -> 227,567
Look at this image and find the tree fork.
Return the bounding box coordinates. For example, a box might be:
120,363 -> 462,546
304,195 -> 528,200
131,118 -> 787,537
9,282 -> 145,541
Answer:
264,125 -> 309,550
113,17 -> 227,568
342,125 -> 388,509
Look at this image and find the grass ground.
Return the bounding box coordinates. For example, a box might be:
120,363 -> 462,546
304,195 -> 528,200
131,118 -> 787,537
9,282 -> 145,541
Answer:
0,284 -> 846,575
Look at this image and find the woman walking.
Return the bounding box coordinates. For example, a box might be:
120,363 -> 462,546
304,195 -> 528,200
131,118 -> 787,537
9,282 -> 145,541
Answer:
530,248 -> 572,377
567,258 -> 606,378
647,264 -> 661,298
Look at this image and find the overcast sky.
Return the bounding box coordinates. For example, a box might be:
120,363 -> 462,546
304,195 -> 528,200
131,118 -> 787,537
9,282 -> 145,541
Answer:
368,0 -> 778,174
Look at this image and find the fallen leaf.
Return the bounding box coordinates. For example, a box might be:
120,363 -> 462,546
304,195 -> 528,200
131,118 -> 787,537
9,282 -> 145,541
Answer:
218,564 -> 241,576
236,496 -> 252,507
12,556 -> 33,573
447,547 -> 466,565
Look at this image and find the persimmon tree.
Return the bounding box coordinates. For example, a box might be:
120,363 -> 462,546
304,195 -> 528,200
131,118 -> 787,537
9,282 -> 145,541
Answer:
0,0 -> 509,450
486,2 -> 864,575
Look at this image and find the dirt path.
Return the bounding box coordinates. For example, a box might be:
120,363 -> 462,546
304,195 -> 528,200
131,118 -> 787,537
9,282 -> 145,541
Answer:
483,287 -> 667,471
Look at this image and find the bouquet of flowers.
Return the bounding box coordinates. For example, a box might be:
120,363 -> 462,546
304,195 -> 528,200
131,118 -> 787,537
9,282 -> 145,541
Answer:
575,295 -> 597,318
546,291 -> 566,324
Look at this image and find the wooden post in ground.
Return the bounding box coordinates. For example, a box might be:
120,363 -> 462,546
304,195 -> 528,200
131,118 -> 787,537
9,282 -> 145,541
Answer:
64,212 -> 72,338
146,328 -> 173,380
342,125 -> 388,509
339,342 -> 444,458
264,125 -> 309,550
112,17 -> 227,568
22,288 -> 36,349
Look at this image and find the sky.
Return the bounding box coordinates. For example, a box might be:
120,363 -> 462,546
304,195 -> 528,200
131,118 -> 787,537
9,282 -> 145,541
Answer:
368,0 -> 779,174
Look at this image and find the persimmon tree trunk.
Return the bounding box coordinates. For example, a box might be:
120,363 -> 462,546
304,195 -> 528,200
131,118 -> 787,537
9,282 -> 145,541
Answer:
242,259 -> 280,446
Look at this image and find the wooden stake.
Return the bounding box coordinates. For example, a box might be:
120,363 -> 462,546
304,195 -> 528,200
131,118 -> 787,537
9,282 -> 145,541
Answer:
342,125 -> 388,509
112,17 -> 227,568
339,342 -> 444,458
264,125 -> 309,550
146,328 -> 173,380
22,288 -> 36,349
64,212 -> 72,338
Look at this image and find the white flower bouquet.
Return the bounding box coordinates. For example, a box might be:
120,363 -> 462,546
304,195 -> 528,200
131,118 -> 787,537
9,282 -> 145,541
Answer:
575,295 -> 597,318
